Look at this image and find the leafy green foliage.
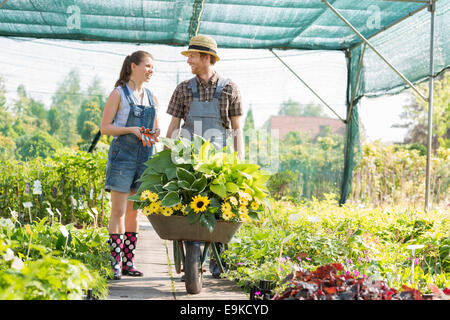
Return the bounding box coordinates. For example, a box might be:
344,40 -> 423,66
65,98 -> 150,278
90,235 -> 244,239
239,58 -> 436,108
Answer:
222,197 -> 450,295
0,217 -> 110,299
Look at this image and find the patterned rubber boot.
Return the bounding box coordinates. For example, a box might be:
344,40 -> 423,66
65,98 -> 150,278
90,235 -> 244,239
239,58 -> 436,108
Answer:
109,234 -> 124,280
122,232 -> 144,277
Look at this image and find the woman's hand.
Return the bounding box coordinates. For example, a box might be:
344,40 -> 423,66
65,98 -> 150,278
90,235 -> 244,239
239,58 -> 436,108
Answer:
128,126 -> 142,139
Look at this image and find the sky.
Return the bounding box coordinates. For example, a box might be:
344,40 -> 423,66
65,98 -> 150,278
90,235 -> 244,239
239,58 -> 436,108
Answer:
0,36 -> 410,143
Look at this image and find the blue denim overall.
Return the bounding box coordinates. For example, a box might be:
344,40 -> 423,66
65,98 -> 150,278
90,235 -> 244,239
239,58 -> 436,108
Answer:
104,85 -> 156,193
182,76 -> 230,150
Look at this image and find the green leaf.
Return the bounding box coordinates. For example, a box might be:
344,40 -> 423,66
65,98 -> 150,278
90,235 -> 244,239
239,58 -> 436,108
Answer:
191,176 -> 207,193
225,182 -> 240,193
200,211 -> 217,233
162,181 -> 179,191
187,212 -> 201,224
127,193 -> 141,202
165,167 -> 177,180
178,180 -> 191,190
176,167 -> 196,184
136,174 -> 162,192
161,191 -> 180,207
210,183 -> 227,199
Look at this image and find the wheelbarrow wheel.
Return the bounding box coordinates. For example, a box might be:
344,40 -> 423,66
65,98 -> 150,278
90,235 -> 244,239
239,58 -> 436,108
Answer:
184,241 -> 203,294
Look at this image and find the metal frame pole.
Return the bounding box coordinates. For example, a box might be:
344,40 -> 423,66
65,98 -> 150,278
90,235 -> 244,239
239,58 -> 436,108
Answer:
425,0 -> 436,211
321,0 -> 429,102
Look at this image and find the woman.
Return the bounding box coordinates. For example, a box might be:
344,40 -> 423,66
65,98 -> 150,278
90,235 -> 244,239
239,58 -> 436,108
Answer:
100,50 -> 160,280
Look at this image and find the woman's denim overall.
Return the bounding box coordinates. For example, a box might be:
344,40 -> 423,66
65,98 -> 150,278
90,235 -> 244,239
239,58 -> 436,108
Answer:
104,85 -> 156,193
182,76 -> 230,150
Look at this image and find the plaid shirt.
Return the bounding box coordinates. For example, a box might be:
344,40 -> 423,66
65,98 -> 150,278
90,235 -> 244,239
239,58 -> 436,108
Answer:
166,72 -> 242,129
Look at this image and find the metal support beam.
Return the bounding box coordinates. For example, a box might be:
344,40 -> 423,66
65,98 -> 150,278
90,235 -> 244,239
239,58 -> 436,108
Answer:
425,0 -> 436,211
321,0 -> 429,102
269,48 -> 346,123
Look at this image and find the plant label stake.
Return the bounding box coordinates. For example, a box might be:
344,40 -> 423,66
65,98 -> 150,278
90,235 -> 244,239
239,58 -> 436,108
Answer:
23,202 -> 33,223
55,208 -> 62,223
406,245 -> 424,286
60,225 -> 69,257
46,207 -> 54,225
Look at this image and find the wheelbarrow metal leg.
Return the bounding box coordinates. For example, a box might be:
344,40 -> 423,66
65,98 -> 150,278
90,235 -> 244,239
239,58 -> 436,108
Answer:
211,242 -> 225,274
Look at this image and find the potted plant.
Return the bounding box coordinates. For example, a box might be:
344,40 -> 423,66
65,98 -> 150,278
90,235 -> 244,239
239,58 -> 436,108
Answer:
128,135 -> 270,240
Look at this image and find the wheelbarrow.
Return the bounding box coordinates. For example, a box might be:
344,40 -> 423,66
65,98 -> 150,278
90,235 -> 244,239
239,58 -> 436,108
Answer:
147,214 -> 242,294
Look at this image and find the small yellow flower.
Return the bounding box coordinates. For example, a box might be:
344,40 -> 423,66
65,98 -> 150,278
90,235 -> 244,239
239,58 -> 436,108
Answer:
148,200 -> 161,214
181,205 -> 188,216
173,203 -> 183,211
222,210 -> 235,221
142,206 -> 152,216
239,190 -> 252,201
228,196 -> 238,206
250,201 -> 260,211
140,190 -> 152,201
238,205 -> 248,216
239,197 -> 249,206
190,195 -> 210,214
221,201 -> 231,212
160,206 -> 174,216
148,192 -> 159,203
240,212 -> 250,222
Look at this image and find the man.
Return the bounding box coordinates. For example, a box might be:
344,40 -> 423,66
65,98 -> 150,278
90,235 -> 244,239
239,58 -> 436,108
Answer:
165,34 -> 244,278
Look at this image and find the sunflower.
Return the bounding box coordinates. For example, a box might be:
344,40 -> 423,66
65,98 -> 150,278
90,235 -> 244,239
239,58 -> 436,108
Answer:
140,190 -> 152,201
148,200 -> 161,214
250,201 -> 260,211
160,206 -> 174,216
142,206 -> 152,216
190,195 -> 210,214
222,210 -> 235,221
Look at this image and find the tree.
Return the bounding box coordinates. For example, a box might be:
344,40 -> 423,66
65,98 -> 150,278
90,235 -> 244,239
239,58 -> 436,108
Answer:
399,71 -> 450,150
50,69 -> 83,147
16,131 -> 63,160
278,98 -> 327,117
76,76 -> 106,149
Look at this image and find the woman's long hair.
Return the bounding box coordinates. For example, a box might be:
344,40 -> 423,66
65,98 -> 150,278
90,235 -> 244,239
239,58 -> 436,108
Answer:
115,50 -> 153,87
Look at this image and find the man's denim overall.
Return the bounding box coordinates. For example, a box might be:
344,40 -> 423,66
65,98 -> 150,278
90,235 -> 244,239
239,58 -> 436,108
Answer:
104,85 -> 156,193
182,76 -> 230,150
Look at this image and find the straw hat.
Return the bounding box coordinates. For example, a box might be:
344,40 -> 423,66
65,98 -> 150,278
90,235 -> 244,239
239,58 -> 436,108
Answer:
181,34 -> 220,61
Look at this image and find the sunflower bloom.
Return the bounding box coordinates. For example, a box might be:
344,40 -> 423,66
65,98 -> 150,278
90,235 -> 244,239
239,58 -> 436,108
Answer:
190,195 -> 210,214
222,210 -> 235,221
140,190 -> 152,201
